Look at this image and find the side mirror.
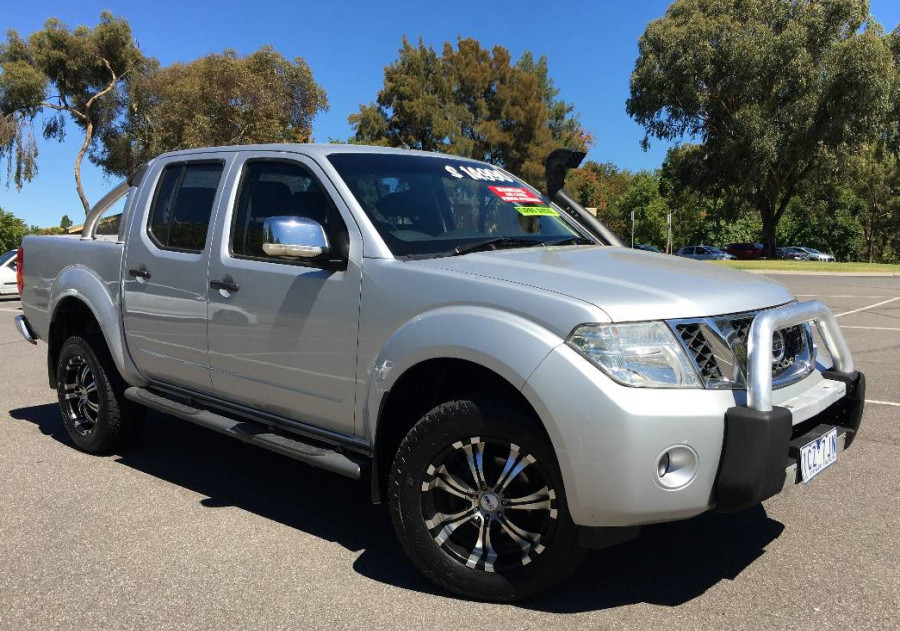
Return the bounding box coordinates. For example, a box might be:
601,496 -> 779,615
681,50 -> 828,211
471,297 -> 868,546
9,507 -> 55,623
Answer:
262,216 -> 330,259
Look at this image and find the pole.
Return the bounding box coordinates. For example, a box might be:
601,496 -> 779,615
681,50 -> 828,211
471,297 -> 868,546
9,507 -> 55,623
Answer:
631,210 -> 635,249
667,213 -> 672,254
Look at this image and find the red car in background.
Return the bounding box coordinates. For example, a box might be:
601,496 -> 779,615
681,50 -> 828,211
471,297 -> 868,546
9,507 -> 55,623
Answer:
725,242 -> 765,260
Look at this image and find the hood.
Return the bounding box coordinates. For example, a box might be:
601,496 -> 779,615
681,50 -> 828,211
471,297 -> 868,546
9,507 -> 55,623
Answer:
414,246 -> 793,322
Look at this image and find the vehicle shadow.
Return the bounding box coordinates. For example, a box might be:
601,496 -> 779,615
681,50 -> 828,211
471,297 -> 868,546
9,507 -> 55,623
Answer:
8,402 -> 784,611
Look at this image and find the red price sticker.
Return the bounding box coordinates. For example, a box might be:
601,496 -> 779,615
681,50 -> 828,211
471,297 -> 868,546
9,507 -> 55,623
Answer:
488,186 -> 543,204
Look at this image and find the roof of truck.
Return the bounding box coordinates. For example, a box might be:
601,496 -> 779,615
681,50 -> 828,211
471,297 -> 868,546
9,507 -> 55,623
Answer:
156,143 -> 478,162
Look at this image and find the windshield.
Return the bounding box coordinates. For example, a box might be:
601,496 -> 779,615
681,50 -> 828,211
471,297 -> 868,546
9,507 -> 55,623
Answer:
0,250 -> 15,267
803,247 -> 822,254
327,153 -> 585,257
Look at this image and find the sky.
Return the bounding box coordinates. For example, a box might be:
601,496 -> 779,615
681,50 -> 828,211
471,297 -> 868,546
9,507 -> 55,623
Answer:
1,0 -> 899,228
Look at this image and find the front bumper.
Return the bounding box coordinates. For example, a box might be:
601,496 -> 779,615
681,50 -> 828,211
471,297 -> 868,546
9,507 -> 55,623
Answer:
522,300 -> 863,528
715,369 -> 865,512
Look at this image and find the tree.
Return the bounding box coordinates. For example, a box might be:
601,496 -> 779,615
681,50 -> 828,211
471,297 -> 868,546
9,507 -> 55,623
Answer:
59,214 -> 72,230
516,51 -> 592,151
0,12 -> 143,213
350,37 -> 584,184
617,172 -> 671,248
93,46 -> 328,177
627,0 -> 896,256
0,206 -> 29,252
843,145 -> 899,262
349,37 -> 457,153
566,161 -> 635,234
777,184 -> 865,261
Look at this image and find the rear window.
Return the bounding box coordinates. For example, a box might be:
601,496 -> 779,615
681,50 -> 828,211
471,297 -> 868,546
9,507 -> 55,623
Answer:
148,162 -> 224,252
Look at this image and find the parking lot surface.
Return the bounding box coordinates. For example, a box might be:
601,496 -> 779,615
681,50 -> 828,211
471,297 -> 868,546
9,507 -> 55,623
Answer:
1,273 -> 898,631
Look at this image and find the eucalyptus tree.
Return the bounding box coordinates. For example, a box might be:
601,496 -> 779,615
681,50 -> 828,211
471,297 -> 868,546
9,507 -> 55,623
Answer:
627,0 -> 896,255
0,12 -> 142,213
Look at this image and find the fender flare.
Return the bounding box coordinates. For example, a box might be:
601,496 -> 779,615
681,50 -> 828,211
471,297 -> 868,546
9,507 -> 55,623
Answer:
362,305 -> 564,443
49,265 -> 147,387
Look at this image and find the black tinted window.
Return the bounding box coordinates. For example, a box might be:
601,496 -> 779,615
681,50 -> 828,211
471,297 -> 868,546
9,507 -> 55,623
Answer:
148,162 -> 223,252
231,161 -> 345,259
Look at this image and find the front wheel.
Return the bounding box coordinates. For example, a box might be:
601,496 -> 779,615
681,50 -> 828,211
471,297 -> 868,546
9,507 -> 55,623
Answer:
389,398 -> 584,601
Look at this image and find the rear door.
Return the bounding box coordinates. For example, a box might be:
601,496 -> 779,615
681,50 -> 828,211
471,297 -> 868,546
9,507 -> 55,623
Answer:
122,154 -> 233,392
205,151 -> 363,436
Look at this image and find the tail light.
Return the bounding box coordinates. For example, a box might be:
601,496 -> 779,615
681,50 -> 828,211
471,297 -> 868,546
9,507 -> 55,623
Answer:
16,246 -> 24,295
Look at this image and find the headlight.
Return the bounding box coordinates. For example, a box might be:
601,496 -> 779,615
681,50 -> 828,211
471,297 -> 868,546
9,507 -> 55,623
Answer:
566,322 -> 701,388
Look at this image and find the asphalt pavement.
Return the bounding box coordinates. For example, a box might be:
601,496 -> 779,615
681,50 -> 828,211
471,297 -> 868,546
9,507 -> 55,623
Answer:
0,274 -> 897,631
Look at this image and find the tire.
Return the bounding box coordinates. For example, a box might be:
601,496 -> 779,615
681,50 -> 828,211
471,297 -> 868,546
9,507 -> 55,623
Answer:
389,397 -> 584,602
55,334 -> 142,454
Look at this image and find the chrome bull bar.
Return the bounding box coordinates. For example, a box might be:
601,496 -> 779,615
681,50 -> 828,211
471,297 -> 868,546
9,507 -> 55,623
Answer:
747,301 -> 853,412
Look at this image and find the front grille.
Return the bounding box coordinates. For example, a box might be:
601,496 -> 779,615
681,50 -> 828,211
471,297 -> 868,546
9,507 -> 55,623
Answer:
676,324 -> 722,380
729,317 -> 754,345
669,309 -> 815,390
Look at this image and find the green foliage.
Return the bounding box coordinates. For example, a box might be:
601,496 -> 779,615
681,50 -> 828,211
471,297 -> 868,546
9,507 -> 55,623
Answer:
0,12 -> 143,212
349,36 -> 586,184
516,51 -> 591,151
777,189 -> 864,262
702,210 -> 762,247
0,206 -> 29,252
59,214 -> 72,229
615,172 -> 670,247
627,0 -> 897,255
93,46 -> 328,177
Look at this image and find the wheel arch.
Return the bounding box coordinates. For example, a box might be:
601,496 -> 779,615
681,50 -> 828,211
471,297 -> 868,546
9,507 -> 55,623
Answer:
370,357 -> 552,504
47,266 -> 145,389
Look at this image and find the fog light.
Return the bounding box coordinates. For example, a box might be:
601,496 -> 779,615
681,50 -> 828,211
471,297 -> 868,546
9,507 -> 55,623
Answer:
654,445 -> 699,490
657,453 -> 670,478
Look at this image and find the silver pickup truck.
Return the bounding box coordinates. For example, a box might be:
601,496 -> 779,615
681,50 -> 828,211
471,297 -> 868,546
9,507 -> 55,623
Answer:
15,144 -> 865,601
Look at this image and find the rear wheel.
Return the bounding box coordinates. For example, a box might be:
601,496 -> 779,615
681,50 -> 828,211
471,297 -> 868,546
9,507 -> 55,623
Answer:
56,334 -> 142,454
389,398 -> 584,601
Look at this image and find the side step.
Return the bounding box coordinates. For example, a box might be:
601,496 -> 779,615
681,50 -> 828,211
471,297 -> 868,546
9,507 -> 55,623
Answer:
124,387 -> 365,480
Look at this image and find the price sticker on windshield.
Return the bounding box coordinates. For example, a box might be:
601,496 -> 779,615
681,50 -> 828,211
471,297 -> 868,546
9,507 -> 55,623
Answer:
488,186 -> 543,204
515,205 -> 559,217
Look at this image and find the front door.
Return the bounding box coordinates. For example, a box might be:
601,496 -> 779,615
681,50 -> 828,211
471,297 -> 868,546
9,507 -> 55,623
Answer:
206,153 -> 363,436
122,155 -> 232,392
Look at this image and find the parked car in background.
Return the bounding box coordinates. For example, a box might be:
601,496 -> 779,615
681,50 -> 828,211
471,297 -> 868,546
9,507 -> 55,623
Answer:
725,242 -> 764,260
634,244 -> 661,253
0,250 -> 20,295
776,247 -> 810,261
795,247 -> 835,262
676,245 -> 736,260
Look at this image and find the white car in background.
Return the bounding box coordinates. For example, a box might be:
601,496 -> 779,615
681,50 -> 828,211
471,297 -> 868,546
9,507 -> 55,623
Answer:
0,250 -> 19,295
795,247 -> 835,262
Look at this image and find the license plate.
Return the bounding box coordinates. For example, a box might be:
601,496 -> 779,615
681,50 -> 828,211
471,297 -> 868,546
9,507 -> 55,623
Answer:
799,428 -> 838,483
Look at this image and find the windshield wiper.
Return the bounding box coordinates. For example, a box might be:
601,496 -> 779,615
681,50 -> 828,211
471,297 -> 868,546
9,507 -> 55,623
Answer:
542,236 -> 595,246
451,237 -> 545,257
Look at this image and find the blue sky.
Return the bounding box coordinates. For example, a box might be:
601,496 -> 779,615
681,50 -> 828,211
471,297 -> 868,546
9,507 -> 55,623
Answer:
2,0 -> 898,227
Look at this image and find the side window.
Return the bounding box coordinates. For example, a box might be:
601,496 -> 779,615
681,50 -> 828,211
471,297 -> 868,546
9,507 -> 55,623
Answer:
684,247 -> 694,255
231,160 -> 347,260
147,162 -> 224,252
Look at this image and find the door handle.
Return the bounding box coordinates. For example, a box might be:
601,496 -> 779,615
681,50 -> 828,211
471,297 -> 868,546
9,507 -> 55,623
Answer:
210,279 -> 240,293
127,267 -> 152,279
